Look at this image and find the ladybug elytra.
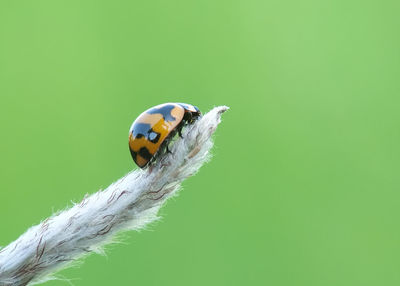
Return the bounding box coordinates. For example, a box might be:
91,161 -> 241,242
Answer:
129,103 -> 201,168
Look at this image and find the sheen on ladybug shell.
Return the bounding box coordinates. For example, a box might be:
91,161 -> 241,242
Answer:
129,103 -> 201,168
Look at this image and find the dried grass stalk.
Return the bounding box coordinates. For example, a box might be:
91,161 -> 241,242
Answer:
0,106 -> 228,286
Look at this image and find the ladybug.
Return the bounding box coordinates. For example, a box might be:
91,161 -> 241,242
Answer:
129,103 -> 201,168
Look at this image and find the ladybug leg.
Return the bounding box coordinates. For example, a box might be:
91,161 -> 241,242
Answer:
166,145 -> 172,154
177,121 -> 185,138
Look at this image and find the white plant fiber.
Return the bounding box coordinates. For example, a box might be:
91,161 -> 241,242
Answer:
0,106 -> 228,286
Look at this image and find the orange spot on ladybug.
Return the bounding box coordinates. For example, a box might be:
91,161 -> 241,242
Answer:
135,154 -> 149,168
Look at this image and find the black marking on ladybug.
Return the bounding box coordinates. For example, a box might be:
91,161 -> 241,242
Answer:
132,123 -> 151,139
148,129 -> 161,143
147,104 -> 177,122
139,147 -> 153,160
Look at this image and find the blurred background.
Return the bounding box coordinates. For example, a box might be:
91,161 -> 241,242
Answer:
1,0 -> 399,285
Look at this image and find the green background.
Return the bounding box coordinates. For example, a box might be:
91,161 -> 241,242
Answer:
1,0 -> 399,285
